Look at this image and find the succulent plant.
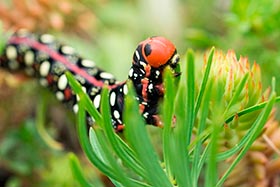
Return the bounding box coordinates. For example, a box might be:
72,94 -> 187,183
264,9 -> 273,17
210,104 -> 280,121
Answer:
197,50 -> 280,187
198,50 -> 265,149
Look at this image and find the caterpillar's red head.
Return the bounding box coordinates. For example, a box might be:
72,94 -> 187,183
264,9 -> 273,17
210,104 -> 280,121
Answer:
132,36 -> 180,75
140,36 -> 177,68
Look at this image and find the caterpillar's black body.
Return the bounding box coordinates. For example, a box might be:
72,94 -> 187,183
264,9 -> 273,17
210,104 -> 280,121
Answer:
0,30 -> 180,131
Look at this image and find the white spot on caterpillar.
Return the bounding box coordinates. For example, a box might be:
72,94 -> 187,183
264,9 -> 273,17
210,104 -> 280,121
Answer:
40,61 -> 51,77
75,86 -> 86,101
8,60 -> 19,70
81,59 -> 96,68
100,72 -> 114,80
87,68 -> 98,76
140,61 -> 146,67
93,94 -> 101,108
110,91 -> 116,106
40,34 -> 55,44
143,112 -> 149,118
61,45 -> 75,55
155,70 -> 160,78
103,80 -> 109,84
140,69 -> 145,74
129,69 -> 133,77
39,78 -> 48,87
89,87 -> 99,96
87,117 -> 95,125
75,75 -> 86,84
117,119 -> 123,125
73,104 -> 79,113
81,86 -> 87,93
142,101 -> 147,105
24,50 -> 35,66
114,110 -> 120,119
57,74 -> 68,90
123,84 -> 128,95
135,50 -> 140,60
148,84 -> 153,90
56,91 -> 64,101
25,67 -> 35,76
6,46 -> 17,60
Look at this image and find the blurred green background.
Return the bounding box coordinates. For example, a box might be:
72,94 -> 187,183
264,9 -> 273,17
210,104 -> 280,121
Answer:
1,0 -> 279,87
0,0 -> 280,186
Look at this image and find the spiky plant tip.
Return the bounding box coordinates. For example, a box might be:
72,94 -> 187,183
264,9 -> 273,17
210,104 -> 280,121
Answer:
201,49 -> 264,130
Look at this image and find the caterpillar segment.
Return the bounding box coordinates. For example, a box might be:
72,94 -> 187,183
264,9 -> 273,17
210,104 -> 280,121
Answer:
0,30 -> 180,131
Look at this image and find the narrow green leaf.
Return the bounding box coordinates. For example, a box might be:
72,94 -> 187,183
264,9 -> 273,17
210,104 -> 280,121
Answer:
90,130 -> 134,186
100,87 -> 146,178
88,128 -> 108,163
124,82 -> 172,187
76,103 -> 118,179
68,153 -> 93,187
65,71 -> 102,124
36,91 -> 63,150
0,23 -> 7,54
191,80 -> 212,186
180,49 -> 195,186
185,49 -> 196,145
162,68 -> 177,180
110,178 -> 153,187
168,50 -> 195,187
205,81 -> 224,187
223,73 -> 249,116
171,85 -> 192,187
89,130 -> 151,187
225,96 -> 280,124
194,47 -> 214,116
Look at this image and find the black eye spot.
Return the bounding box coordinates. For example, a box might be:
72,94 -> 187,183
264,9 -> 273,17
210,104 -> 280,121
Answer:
144,43 -> 152,57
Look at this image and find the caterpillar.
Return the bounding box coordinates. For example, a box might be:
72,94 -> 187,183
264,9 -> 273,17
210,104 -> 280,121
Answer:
0,30 -> 180,131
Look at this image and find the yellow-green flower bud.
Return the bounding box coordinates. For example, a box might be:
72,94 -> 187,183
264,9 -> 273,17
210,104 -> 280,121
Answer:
203,50 -> 263,130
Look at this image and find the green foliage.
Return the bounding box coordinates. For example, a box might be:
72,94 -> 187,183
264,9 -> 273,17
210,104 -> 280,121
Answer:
0,120 -> 47,176
66,49 -> 276,187
1,1 -> 280,186
183,0 -> 280,90
224,0 -> 280,89
0,22 -> 6,54
69,153 -> 94,187
0,118 -> 103,187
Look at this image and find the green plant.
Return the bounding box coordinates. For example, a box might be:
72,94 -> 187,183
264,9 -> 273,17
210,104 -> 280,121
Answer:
66,47 -> 276,187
